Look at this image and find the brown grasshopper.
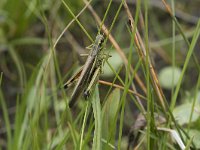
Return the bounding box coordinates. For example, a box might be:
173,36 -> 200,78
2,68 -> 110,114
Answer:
64,34 -> 107,107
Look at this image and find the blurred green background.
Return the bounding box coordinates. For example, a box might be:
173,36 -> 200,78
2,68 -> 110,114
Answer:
0,0 -> 200,149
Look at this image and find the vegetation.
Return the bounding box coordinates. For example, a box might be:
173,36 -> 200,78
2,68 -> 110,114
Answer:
0,0 -> 200,149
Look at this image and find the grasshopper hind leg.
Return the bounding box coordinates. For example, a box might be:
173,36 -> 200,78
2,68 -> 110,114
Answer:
83,67 -> 101,100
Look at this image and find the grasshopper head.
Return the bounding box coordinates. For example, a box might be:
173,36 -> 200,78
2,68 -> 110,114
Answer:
95,34 -> 104,46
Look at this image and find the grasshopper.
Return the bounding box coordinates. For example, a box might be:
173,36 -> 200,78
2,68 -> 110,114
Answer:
64,34 -> 106,107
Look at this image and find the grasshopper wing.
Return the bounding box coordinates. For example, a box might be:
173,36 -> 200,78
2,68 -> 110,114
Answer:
64,66 -> 83,89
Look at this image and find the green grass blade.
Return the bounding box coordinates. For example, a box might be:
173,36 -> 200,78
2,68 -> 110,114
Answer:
0,73 -> 12,150
8,45 -> 26,88
92,85 -> 102,150
79,102 -> 90,150
170,20 -> 200,110
188,73 -> 200,131
61,0 -> 93,42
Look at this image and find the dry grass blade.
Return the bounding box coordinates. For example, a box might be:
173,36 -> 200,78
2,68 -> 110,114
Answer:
98,80 -> 146,100
123,1 -> 167,111
157,127 -> 186,150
